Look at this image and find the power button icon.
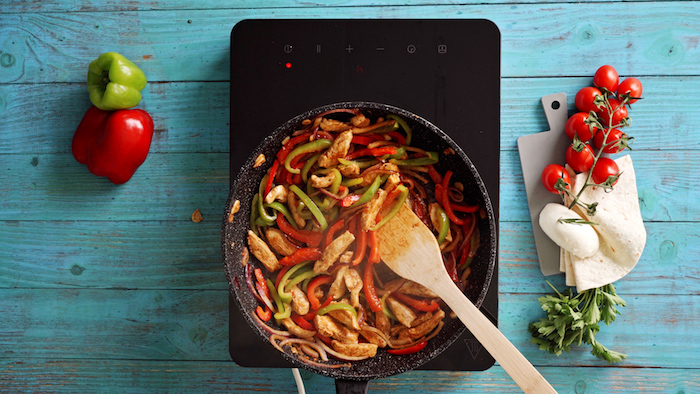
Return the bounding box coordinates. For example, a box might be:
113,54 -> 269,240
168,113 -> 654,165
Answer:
284,44 -> 293,53
406,45 -> 416,54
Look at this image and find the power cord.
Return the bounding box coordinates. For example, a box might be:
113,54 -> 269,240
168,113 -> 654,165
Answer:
292,368 -> 306,394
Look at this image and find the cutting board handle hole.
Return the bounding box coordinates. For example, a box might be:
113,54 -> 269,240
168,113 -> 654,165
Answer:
550,101 -> 560,110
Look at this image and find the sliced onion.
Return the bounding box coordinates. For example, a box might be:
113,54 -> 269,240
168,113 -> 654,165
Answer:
254,313 -> 292,337
301,344 -> 319,359
279,338 -> 329,361
245,263 -> 263,304
298,355 -> 350,369
316,339 -> 372,361
256,282 -> 276,312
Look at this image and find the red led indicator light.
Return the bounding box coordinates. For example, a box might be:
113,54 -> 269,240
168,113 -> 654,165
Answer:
285,62 -> 292,69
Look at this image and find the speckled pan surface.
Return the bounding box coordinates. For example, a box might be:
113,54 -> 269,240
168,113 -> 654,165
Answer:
222,102 -> 497,381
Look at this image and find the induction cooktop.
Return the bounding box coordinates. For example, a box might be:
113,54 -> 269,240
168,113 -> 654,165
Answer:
229,19 -> 500,371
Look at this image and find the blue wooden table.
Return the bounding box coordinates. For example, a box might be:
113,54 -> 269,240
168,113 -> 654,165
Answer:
1,1 -> 698,392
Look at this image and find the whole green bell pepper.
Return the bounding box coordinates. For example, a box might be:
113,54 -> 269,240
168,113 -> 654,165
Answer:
87,52 -> 147,111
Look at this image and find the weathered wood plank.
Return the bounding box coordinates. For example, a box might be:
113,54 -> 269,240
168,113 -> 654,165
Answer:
0,359 -> 698,393
0,150 -> 695,222
2,0 -> 683,14
1,3 -> 699,83
1,76 -> 698,155
1,221 -> 695,296
0,289 -> 696,369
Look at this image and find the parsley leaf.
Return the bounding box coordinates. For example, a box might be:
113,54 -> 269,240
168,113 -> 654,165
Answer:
529,281 -> 627,363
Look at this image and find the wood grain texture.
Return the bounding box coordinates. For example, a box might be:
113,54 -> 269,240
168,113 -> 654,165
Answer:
2,77 -> 699,155
1,360 -> 697,393
1,3 -> 699,83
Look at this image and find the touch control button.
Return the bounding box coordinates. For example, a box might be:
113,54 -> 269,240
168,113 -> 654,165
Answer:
345,45 -> 354,53
406,44 -> 416,53
438,44 -> 447,54
283,44 -> 293,53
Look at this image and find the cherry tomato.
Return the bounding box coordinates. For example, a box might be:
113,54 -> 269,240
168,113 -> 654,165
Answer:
564,112 -> 596,141
598,98 -> 628,127
617,77 -> 643,104
591,158 -> 620,186
593,65 -> 619,92
593,128 -> 627,154
541,164 -> 571,194
575,86 -> 603,113
566,143 -> 595,173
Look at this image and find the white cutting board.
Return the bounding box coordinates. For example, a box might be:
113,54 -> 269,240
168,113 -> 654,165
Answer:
517,93 -> 570,276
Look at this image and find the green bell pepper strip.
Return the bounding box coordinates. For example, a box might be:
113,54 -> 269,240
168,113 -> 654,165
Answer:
277,261 -> 312,303
329,168 -> 342,195
341,177 -> 364,187
390,151 -> 439,166
337,158 -> 379,169
87,52 -> 148,111
388,114 -> 412,146
284,139 -> 332,174
267,278 -> 291,321
370,185 -> 409,231
266,202 -> 297,230
257,175 -> 276,225
284,268 -> 320,293
301,153 -> 321,183
387,146 -> 407,159
290,185 -> 328,230
250,193 -> 260,234
255,216 -> 271,227
352,174 -> 384,207
435,204 -> 450,245
316,302 -> 358,318
295,202 -> 314,220
380,293 -> 397,321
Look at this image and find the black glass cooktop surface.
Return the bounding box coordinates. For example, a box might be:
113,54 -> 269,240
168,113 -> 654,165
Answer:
229,19 -> 500,371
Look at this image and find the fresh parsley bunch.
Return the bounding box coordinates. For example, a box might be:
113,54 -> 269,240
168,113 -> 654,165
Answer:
529,281 -> 627,363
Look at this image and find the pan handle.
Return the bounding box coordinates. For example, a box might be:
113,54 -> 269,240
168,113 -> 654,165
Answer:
335,379 -> 369,394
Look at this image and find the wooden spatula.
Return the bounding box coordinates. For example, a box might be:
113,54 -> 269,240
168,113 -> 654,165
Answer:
377,204 -> 557,394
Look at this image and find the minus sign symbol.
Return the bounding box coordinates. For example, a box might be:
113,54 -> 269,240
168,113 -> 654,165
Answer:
376,47 -> 385,51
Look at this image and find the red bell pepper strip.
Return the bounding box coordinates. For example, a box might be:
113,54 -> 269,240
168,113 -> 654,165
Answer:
323,219 -> 346,248
275,265 -> 291,290
442,170 -> 466,225
341,194 -> 362,208
276,213 -> 323,246
315,332 -> 333,346
386,131 -> 406,145
351,224 -> 367,266
256,305 -> 272,322
451,203 -> 479,213
367,230 -> 381,264
427,165 -> 443,185
264,160 -> 280,197
351,135 -> 384,145
307,275 -> 333,311
345,147 -> 397,160
387,341 -> 427,355
277,132 -> 312,162
254,268 -> 271,299
279,247 -> 323,266
444,251 -> 459,284
72,106 -> 154,184
291,312 -> 316,331
392,293 -> 440,313
363,259 -> 382,312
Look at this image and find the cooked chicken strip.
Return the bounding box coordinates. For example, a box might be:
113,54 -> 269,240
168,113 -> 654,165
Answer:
408,309 -> 445,340
328,265 -> 349,300
386,296 -> 417,328
264,184 -> 288,204
266,228 -> 298,256
318,130 -> 353,168
281,317 -> 316,339
290,285 -> 310,315
344,268 -> 363,308
361,188 -> 387,231
313,230 -> 355,273
310,171 -> 336,188
331,340 -> 378,358
247,230 -> 280,272
313,314 -> 358,344
359,327 -> 388,348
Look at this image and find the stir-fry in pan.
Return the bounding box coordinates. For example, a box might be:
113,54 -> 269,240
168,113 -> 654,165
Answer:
242,109 -> 482,368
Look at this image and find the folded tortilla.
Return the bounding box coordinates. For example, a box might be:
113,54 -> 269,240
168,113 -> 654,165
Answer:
562,155 -> 646,292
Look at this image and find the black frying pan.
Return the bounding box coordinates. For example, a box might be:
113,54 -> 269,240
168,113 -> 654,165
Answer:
222,102 -> 497,393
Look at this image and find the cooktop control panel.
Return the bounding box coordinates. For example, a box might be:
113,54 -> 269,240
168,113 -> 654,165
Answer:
230,19 -> 500,371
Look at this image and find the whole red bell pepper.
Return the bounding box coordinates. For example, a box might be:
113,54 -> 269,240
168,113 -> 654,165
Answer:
72,106 -> 154,184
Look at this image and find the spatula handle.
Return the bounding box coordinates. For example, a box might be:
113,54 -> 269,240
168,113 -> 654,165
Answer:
435,277 -> 557,394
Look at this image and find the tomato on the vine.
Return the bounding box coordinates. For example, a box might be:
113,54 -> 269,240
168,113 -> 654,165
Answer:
575,86 -> 603,114
598,98 -> 628,127
541,164 -> 571,194
591,158 -> 620,186
593,65 -> 619,92
593,128 -> 628,154
565,112 -> 596,141
617,77 -> 643,104
566,143 -> 595,173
